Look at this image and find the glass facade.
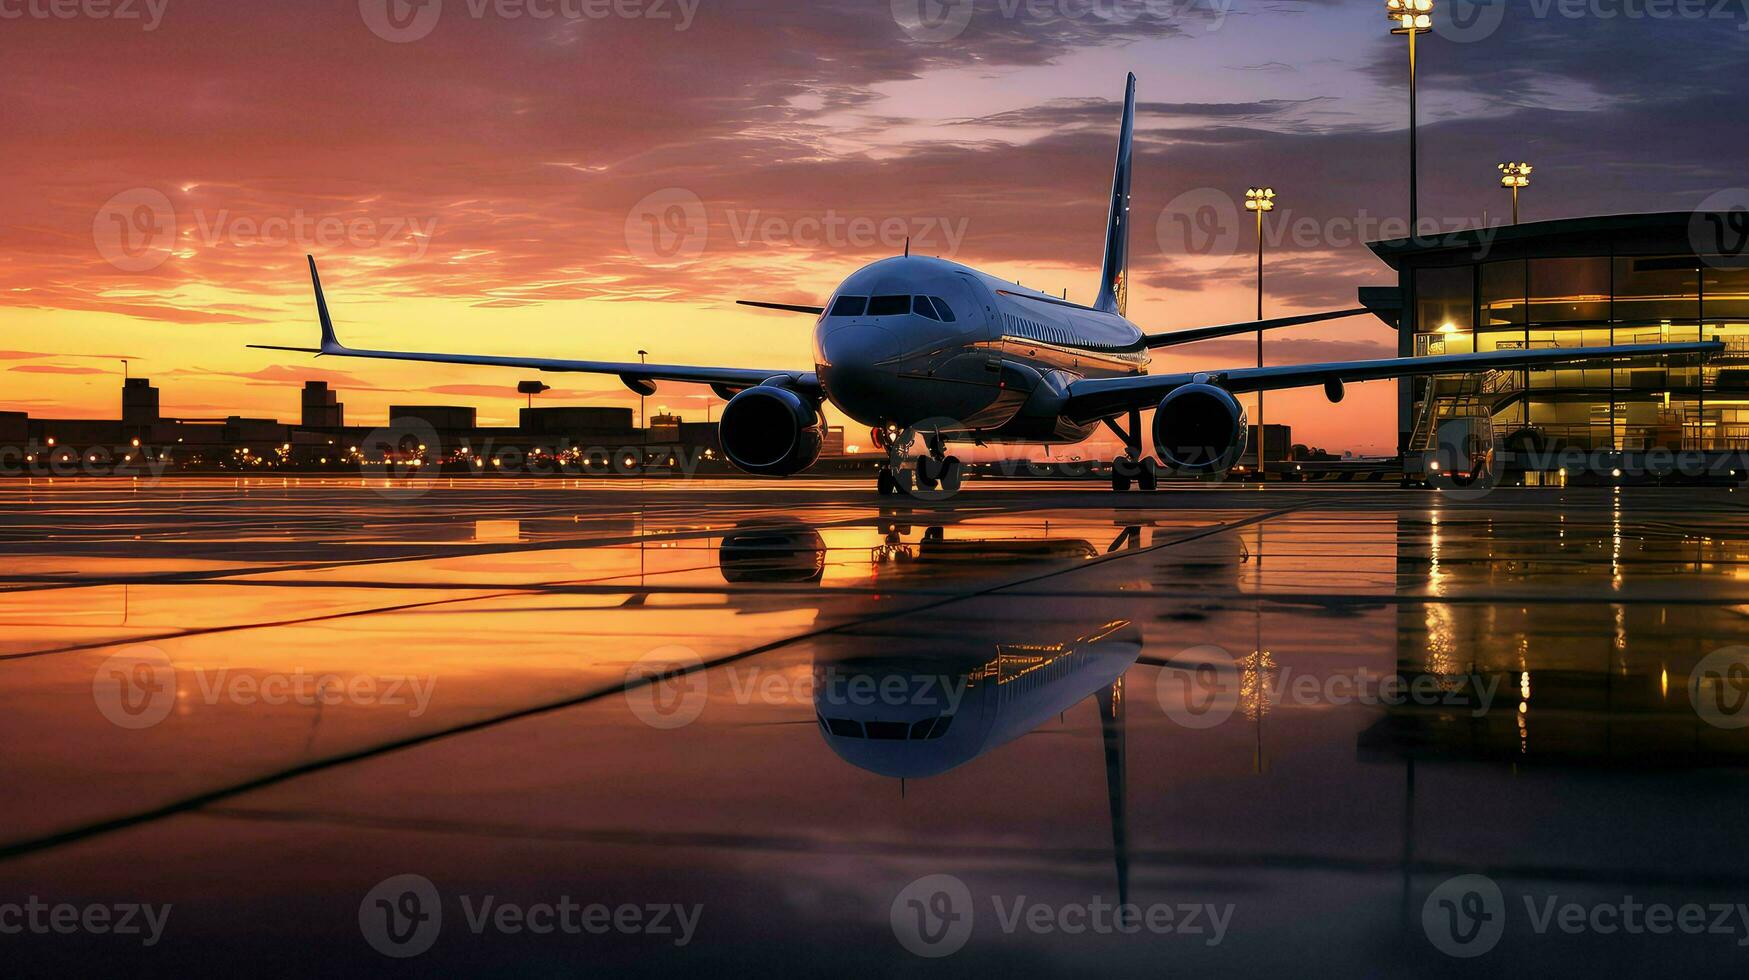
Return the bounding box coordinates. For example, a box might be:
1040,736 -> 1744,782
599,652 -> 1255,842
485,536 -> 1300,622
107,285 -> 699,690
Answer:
1407,253 -> 1749,456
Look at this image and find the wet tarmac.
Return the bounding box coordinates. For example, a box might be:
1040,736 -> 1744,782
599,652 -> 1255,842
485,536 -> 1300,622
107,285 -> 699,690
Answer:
4,477 -> 1749,976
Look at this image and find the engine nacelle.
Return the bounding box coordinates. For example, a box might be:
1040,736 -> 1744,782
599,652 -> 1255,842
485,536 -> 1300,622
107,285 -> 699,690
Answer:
718,384 -> 825,476
1152,383 -> 1248,474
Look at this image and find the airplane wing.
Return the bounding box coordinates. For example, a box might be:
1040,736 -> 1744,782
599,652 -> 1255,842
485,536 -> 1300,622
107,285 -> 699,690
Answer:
248,257 -> 816,396
1139,307 -> 1370,349
1061,341 -> 1725,424
737,300 -> 825,316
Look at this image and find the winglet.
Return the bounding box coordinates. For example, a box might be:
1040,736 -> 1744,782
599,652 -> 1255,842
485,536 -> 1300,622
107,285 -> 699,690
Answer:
308,254 -> 342,352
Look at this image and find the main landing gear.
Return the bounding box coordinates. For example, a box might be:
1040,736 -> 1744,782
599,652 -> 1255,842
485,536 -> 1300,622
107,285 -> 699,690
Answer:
875,425 -> 961,496
1101,408 -> 1159,492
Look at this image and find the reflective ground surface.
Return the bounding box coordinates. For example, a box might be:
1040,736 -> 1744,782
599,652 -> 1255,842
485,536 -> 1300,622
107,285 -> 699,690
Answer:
4,478 -> 1749,976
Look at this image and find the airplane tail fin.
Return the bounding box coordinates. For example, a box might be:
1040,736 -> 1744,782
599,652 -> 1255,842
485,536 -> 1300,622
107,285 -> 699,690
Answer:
1093,73 -> 1137,318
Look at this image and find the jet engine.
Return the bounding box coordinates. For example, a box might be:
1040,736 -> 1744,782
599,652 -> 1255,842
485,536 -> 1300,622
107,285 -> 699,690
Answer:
1151,383 -> 1248,474
718,384 -> 825,476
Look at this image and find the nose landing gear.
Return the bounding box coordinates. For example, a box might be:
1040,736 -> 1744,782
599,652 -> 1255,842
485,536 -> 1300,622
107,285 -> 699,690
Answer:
874,424 -> 961,496
1102,407 -> 1159,492
916,452 -> 963,493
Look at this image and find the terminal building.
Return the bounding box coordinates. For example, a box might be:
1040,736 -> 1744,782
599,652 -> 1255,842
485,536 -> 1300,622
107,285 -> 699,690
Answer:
1369,211 -> 1749,482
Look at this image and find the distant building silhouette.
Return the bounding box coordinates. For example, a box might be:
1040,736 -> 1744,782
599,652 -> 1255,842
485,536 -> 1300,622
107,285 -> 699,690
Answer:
390,405 -> 476,431
301,381 -> 343,428
122,377 -> 159,427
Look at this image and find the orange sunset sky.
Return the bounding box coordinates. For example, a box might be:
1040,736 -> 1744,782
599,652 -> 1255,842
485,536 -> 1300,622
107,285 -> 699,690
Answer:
6,0 -> 1747,455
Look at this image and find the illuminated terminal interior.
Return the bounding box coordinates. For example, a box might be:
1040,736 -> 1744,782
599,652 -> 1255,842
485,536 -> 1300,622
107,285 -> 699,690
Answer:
1369,212 -> 1749,472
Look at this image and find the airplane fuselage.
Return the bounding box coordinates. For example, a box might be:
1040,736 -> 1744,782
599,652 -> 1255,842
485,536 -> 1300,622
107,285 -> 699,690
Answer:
813,256 -> 1150,444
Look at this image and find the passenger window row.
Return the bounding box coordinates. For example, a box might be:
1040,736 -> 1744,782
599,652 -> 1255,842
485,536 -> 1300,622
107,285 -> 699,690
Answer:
828,295 -> 957,322
818,713 -> 956,740
1005,312 -> 1071,346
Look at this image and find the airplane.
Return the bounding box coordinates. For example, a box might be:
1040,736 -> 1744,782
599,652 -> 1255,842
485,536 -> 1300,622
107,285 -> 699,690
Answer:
253,73 -> 1724,494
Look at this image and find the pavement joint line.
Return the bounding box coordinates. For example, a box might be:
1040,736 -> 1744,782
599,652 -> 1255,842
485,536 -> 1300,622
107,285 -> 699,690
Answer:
194,805 -> 1749,891
0,504 -> 1035,596
0,502 -> 1310,864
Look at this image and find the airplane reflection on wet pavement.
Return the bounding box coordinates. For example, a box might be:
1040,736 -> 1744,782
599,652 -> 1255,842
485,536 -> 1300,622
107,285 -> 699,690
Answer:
3,480 -> 1749,975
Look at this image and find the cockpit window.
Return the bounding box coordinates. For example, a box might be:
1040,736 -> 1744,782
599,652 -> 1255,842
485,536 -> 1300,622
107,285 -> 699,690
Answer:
913,296 -> 941,321
930,297 -> 957,322
818,713 -> 956,739
865,720 -> 909,740
868,295 -> 911,317
829,296 -> 867,317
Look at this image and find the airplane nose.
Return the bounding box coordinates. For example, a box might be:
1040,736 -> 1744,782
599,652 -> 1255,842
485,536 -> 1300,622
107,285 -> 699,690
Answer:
816,323 -> 907,427
818,322 -> 902,370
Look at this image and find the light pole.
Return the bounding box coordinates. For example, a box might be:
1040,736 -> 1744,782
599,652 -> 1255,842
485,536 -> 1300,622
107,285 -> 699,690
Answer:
1246,186 -> 1276,477
1499,161 -> 1532,224
1387,0 -> 1433,237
